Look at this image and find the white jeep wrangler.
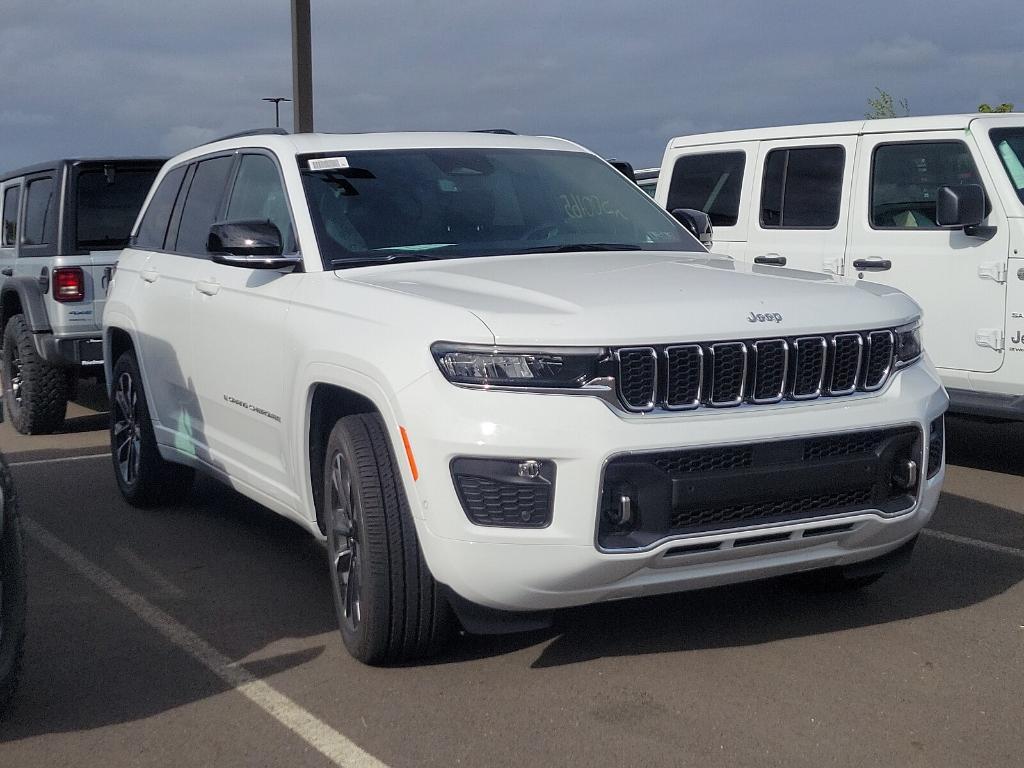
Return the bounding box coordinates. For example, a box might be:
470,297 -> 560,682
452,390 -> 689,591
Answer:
104,129 -> 948,664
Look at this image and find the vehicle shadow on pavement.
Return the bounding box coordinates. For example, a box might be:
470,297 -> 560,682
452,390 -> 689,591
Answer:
945,415 -> 1024,475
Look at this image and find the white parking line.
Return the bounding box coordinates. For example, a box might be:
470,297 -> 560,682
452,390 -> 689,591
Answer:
8,452 -> 109,467
22,517 -> 389,768
923,529 -> 1024,560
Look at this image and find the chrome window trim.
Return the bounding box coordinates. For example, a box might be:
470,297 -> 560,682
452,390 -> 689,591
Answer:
790,336 -> 827,400
615,346 -> 658,412
863,330 -> 895,391
663,344 -> 703,410
750,338 -> 788,404
828,333 -> 864,396
708,342 -> 747,407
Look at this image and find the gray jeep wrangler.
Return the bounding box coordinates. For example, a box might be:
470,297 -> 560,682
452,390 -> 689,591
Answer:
0,158 -> 163,433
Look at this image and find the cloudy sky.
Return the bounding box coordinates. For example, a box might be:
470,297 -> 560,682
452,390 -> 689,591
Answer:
2,0 -> 1021,169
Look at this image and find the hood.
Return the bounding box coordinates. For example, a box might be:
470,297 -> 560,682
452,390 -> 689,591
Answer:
340,251 -> 920,346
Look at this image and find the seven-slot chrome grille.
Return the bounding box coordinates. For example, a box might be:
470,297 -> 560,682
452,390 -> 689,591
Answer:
615,330 -> 895,412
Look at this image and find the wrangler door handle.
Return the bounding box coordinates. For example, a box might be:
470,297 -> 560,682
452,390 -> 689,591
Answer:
852,258 -> 892,272
141,269 -> 159,283
1,268 -> 12,277
195,280 -> 220,296
754,255 -> 787,266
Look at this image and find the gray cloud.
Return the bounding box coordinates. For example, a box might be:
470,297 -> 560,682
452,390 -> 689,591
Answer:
1,0 -> 1021,170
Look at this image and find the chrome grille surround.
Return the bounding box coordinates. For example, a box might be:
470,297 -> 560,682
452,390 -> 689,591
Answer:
613,328 -> 900,414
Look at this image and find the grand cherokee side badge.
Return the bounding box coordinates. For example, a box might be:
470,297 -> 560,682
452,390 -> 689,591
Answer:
747,312 -> 783,323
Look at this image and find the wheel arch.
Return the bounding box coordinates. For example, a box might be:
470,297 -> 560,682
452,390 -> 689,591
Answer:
1,279 -> 50,334
306,381 -> 387,534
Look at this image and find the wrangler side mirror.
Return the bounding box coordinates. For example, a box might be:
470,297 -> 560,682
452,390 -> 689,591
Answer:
671,208 -> 713,249
935,184 -> 985,229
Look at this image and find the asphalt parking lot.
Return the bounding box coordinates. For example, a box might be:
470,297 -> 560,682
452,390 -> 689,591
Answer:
0,384 -> 1022,768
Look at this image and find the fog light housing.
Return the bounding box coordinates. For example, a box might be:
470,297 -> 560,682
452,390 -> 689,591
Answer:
927,416 -> 944,478
451,457 -> 555,528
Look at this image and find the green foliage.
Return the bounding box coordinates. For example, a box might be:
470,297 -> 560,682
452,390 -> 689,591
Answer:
866,88 -> 910,119
978,103 -> 1014,113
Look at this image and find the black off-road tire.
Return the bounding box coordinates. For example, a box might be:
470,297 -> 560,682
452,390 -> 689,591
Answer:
0,456 -> 27,714
324,413 -> 452,665
2,314 -> 71,435
109,350 -> 194,507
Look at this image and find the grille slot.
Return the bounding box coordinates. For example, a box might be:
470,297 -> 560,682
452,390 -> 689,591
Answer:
751,339 -> 788,403
863,331 -> 895,390
709,342 -> 747,406
663,345 -> 703,409
829,333 -> 863,395
613,327 -> 899,413
616,347 -> 657,411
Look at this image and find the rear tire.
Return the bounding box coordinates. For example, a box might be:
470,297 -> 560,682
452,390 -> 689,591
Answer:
324,413 -> 452,665
110,350 -> 194,507
2,314 -> 70,435
0,456 -> 27,714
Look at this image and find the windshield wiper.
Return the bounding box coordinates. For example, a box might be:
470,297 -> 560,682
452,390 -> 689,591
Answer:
518,243 -> 644,254
331,253 -> 444,269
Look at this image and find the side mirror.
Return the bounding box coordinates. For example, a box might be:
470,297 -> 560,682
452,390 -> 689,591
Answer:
935,184 -> 985,229
608,159 -> 637,184
208,220 -> 300,270
671,208 -> 714,248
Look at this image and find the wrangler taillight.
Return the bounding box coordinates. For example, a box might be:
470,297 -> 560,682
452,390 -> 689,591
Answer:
53,267 -> 85,302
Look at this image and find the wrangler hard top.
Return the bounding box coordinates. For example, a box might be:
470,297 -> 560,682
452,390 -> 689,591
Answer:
0,157 -> 164,433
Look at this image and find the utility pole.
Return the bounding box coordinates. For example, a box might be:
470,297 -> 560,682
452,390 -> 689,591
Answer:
262,97 -> 291,128
291,0 -> 314,133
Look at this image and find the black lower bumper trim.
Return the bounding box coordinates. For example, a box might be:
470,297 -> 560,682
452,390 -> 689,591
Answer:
947,387 -> 1024,421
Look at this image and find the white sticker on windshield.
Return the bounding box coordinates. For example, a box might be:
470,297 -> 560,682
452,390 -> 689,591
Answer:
308,156 -> 350,171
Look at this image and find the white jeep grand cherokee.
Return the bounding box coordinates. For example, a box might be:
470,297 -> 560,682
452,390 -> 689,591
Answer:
104,129 -> 948,664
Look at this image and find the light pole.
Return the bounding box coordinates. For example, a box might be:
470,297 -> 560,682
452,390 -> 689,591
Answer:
291,0 -> 314,132
261,97 -> 292,128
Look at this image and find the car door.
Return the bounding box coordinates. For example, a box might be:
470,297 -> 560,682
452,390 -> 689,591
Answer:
0,180 -> 22,285
846,132 -> 1009,375
131,155 -> 235,454
746,137 -> 856,274
189,151 -> 301,507
658,144 -> 754,259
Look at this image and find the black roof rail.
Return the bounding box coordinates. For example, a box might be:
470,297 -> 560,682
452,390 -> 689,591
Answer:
472,129 -> 517,135
203,127 -> 290,146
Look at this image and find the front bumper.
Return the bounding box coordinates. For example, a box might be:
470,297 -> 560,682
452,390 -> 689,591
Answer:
397,361 -> 948,611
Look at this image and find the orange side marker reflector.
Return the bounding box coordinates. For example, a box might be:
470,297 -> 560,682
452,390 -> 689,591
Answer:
399,426 -> 419,481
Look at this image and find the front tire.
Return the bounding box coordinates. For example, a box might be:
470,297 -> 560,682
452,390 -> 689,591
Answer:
110,350 -> 193,507
2,314 -> 70,435
0,456 -> 27,714
324,413 -> 452,665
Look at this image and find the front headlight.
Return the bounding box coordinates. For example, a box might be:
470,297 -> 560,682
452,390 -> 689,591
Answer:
431,343 -> 608,388
894,321 -> 923,368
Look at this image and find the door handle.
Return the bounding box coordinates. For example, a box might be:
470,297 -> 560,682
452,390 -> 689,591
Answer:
195,280 -> 220,296
852,259 -> 892,272
1,268 -> 12,277
141,269 -> 159,283
753,255 -> 787,267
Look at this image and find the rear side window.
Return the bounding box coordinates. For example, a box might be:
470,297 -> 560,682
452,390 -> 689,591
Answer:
2,187 -> 19,247
135,166 -> 187,250
666,152 -> 745,227
760,146 -> 844,229
22,177 -> 55,246
173,155 -> 234,255
225,154 -> 295,251
76,167 -> 159,250
871,141 -> 987,229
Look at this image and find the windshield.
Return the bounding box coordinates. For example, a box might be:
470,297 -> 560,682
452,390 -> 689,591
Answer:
75,166 -> 159,250
990,128 -> 1024,205
299,148 -> 701,267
